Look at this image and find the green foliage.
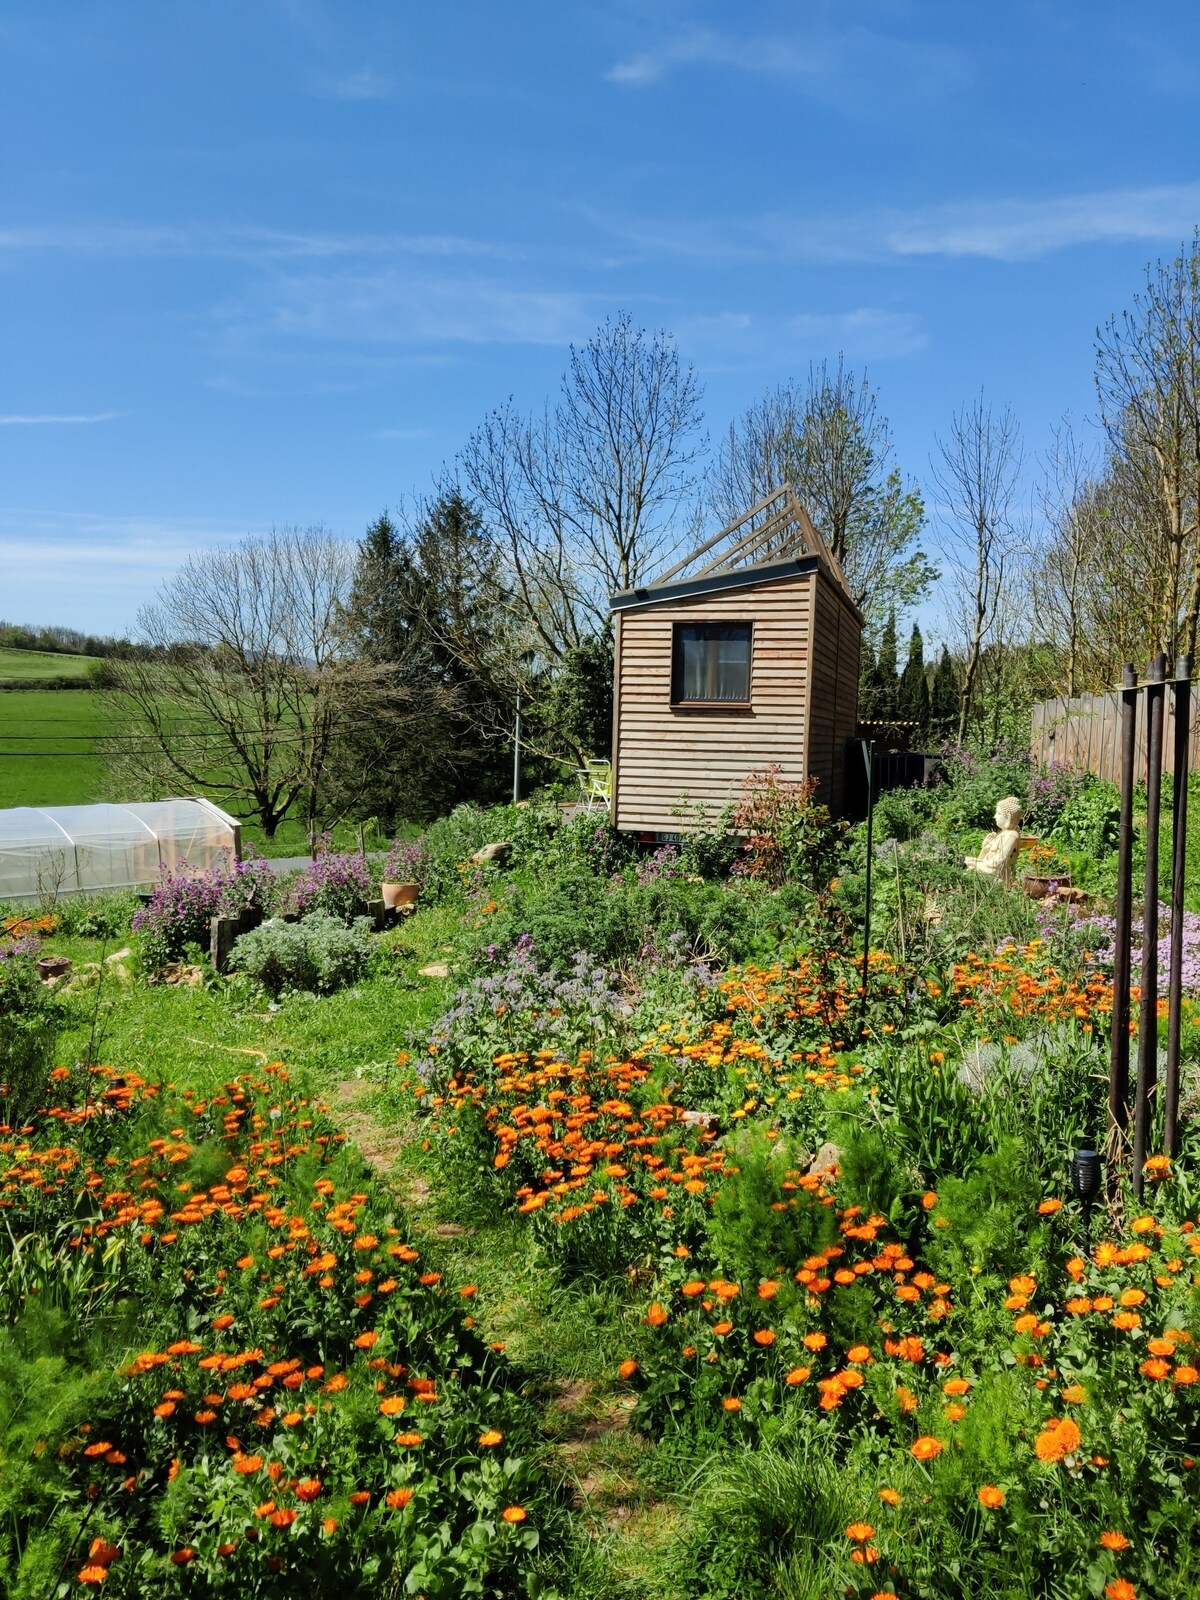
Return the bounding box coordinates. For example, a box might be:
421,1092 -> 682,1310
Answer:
1051,777 -> 1121,856
709,1127 -> 835,1281
0,950 -> 63,1122
731,765 -> 845,889
934,743 -> 1033,831
871,782 -> 939,843
542,630 -> 614,760
230,912 -> 375,995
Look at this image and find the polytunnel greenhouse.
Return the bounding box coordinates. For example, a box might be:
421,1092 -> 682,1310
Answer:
0,798 -> 241,901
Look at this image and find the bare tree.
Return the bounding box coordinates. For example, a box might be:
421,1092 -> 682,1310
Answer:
709,360 -> 932,629
102,526 -> 396,838
1095,230 -> 1200,661
931,398 -> 1023,742
459,313 -> 704,659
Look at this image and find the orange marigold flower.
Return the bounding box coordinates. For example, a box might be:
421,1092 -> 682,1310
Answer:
295,1478 -> 323,1501
354,1331 -> 379,1349
83,1441 -> 114,1458
1037,1198 -> 1063,1214
847,1344 -> 871,1363
943,1378 -> 971,1396
322,1517 -> 338,1536
785,1366 -> 810,1386
645,1302 -> 668,1327
1119,1288 -> 1146,1307
394,1431 -> 423,1447
1034,1418 -> 1081,1463
379,1397 -> 406,1416
1174,1365 -> 1199,1385
1139,1358 -> 1171,1380
169,1549 -> 195,1565
269,1508 -> 297,1529
348,1491 -> 371,1507
617,1359 -> 638,1380
232,1453 -> 264,1475
722,1396 -> 742,1412
845,1521 -> 875,1541
802,1331 -> 827,1351
1061,1384 -> 1087,1404
1105,1582 -> 1136,1600
88,1540 -> 120,1565
478,1429 -> 503,1446
501,1506 -> 527,1524
1099,1531 -> 1131,1551
910,1436 -> 943,1461
78,1565 -> 109,1584
752,1329 -> 776,1347
878,1487 -> 901,1506
977,1485 -> 1005,1508
386,1487 -> 414,1508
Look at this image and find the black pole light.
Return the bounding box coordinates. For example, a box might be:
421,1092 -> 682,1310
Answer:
1070,1148 -> 1103,1239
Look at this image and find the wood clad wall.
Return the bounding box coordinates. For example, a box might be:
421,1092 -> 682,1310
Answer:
612,574 -> 815,833
806,577 -> 862,816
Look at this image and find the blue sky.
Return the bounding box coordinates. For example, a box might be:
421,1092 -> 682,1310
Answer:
3,0 -> 1200,634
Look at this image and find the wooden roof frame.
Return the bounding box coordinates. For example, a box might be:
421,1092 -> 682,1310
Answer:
651,484 -> 855,604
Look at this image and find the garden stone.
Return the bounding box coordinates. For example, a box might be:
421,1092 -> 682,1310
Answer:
471,842 -> 512,866
809,1140 -> 841,1175
420,963 -> 450,979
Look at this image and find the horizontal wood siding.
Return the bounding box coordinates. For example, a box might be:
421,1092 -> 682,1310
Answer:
613,575 -> 814,831
806,577 -> 862,816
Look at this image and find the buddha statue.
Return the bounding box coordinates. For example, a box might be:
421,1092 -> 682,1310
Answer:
964,796 -> 1023,885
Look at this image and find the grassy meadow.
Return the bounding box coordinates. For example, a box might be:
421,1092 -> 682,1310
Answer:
0,647 -> 99,682
0,689 -> 107,809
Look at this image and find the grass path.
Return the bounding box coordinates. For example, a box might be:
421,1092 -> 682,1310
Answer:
46,901 -> 686,1595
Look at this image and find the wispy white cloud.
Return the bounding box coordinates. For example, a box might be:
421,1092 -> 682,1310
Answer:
607,23 -> 968,98
605,180 -> 1200,265
315,66 -> 391,101
677,306 -> 925,365
0,412 -> 121,425
0,222 -> 513,264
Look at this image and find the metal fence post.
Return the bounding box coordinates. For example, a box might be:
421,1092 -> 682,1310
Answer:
1108,664 -> 1139,1144
1165,653 -> 1191,1157
1133,652 -> 1167,1198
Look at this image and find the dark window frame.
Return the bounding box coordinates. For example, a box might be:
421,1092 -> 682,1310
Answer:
670,620 -> 753,706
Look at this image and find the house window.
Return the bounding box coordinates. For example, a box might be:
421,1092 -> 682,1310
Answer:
671,622 -> 752,704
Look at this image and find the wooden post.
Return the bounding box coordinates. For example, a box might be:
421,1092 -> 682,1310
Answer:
1165,654 -> 1191,1157
1133,653 -> 1167,1198
1108,664 -> 1139,1144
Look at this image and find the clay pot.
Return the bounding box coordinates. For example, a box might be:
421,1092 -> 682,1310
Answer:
380,882 -> 420,911
37,955 -> 72,981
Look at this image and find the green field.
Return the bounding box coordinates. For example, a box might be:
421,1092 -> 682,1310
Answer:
0,646 -> 99,681
0,689 -> 106,808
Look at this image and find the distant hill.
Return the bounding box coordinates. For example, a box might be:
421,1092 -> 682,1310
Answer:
0,647 -> 100,683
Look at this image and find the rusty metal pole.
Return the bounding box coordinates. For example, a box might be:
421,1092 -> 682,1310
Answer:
1165,654 -> 1191,1157
1133,653 -> 1167,1198
1108,664 -> 1139,1144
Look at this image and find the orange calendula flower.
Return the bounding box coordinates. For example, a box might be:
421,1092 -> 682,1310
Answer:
878,1487 -> 901,1506
617,1359 -> 638,1379
169,1549 -> 195,1565
322,1517 -> 338,1536
1139,1358 -> 1171,1380
232,1453 -> 264,1475
845,1522 -> 875,1542
354,1331 -> 379,1349
722,1396 -> 742,1412
386,1487 -> 414,1508
1037,1198 -> 1063,1214
785,1366 -> 810,1386
501,1506 -> 527,1524
478,1429 -> 503,1446
295,1478 -> 323,1501
394,1431 -> 423,1447
379,1397 -> 406,1416
802,1331 -> 827,1351
752,1329 -> 776,1347
1034,1418 -> 1081,1463
1105,1582 -> 1136,1600
645,1302 -> 668,1327
910,1436 -> 943,1461
978,1485 -> 1005,1508
1099,1531 -> 1131,1551
78,1566 -> 109,1585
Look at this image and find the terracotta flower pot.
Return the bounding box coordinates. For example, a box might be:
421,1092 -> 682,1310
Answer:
380,882 -> 419,911
37,955 -> 72,981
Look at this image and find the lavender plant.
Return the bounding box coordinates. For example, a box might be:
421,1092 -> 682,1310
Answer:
282,846 -> 373,922
132,852 -> 276,969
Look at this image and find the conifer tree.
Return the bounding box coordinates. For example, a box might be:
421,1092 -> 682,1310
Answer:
874,609 -> 900,723
899,623 -> 931,738
931,645 -> 960,742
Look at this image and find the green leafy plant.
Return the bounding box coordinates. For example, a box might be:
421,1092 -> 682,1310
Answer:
230,912 -> 375,995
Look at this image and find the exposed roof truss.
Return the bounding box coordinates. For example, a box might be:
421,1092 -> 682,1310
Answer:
654,484 -> 853,602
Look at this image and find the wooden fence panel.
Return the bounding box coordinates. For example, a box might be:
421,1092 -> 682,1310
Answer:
1031,687 -> 1199,780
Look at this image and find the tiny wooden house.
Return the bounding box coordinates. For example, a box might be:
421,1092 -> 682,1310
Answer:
609,487 -> 862,833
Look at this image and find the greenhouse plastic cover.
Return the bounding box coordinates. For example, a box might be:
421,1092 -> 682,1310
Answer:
0,798 -> 240,901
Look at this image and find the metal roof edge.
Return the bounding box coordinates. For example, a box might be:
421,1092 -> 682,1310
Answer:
610,554 -> 822,612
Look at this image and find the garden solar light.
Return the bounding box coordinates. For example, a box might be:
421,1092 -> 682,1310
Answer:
1070,1148 -> 1102,1230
